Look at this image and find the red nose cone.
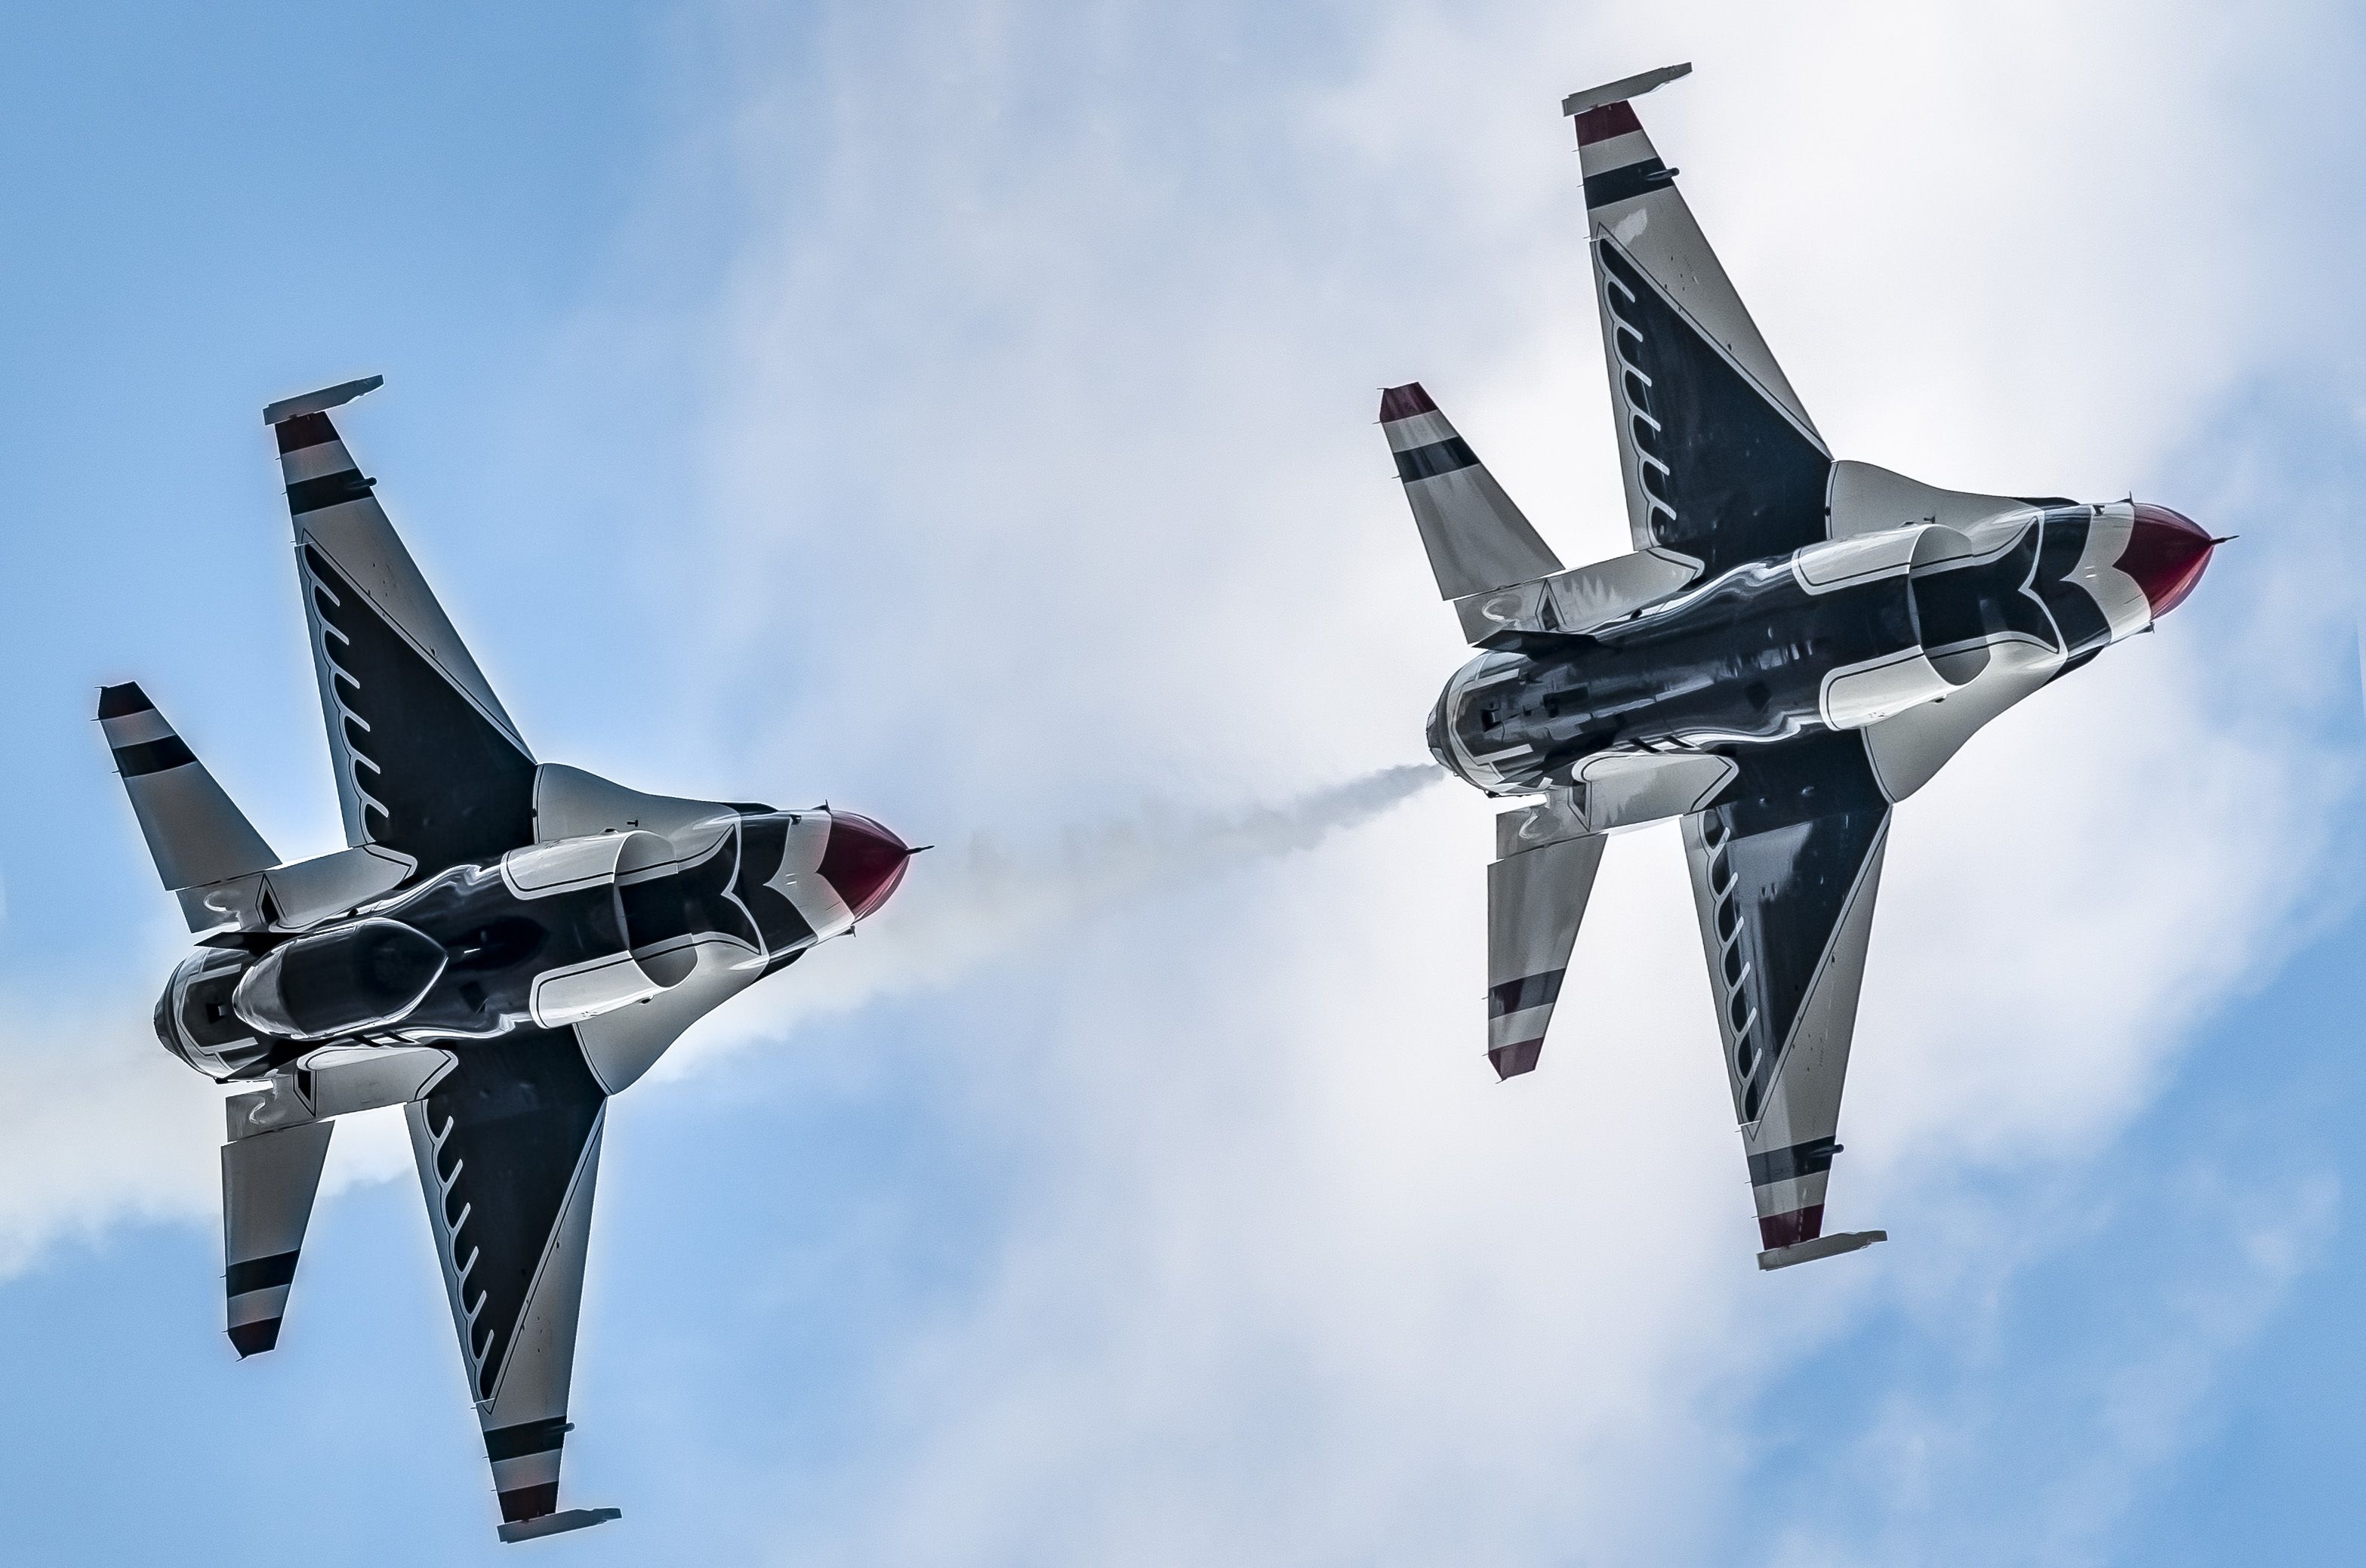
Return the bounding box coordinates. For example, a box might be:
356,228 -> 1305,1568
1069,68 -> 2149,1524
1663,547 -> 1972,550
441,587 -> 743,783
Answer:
2118,503 -> 2216,617
818,811 -> 911,921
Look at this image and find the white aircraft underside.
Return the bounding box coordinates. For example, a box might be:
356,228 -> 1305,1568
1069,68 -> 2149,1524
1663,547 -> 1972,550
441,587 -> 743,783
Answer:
1384,64 -> 2220,1271
107,378 -> 914,1542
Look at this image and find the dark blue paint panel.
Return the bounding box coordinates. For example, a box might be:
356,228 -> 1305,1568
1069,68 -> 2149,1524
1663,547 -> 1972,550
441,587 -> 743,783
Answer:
302,544 -> 538,876
1702,732 -> 1888,1077
421,1026 -> 605,1402
1596,239 -> 1829,578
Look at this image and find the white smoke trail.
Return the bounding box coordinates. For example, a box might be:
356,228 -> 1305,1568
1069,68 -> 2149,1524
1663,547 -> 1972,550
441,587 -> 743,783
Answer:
662,762 -> 1446,1074
0,765 -> 1445,1271
0,1002 -> 223,1275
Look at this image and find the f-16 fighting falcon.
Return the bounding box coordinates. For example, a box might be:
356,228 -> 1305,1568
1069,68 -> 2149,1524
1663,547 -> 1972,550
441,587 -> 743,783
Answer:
107,377 -> 914,1540
1384,65 -> 2220,1271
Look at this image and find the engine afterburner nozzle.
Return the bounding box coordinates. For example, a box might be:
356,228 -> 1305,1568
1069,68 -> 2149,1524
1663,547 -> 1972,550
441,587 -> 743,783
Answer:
819,811 -> 913,921
2119,503 -> 2218,618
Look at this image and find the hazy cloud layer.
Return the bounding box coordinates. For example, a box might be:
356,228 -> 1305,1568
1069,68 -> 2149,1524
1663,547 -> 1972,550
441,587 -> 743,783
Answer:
660,1 -> 2361,1562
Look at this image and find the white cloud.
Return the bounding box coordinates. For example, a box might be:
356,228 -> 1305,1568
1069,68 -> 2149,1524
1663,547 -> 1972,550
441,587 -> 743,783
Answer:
0,997 -> 220,1274
1761,1164 -> 2339,1568
664,762 -> 1447,1076
652,1 -> 2363,1562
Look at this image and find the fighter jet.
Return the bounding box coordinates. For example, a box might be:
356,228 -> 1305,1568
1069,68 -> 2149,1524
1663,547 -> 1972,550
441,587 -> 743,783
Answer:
1383,65 -> 2220,1271
108,377 -> 914,1539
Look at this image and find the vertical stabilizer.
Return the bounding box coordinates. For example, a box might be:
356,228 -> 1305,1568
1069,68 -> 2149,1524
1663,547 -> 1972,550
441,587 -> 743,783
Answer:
100,684 -> 277,899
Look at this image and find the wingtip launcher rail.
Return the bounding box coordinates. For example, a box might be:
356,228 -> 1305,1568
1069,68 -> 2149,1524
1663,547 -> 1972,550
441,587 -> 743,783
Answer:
262,374 -> 384,427
1561,61 -> 1692,119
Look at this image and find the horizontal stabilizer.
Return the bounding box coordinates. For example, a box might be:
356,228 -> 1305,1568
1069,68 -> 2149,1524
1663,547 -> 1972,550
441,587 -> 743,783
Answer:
1758,1229 -> 1886,1271
221,1120 -> 334,1356
100,684 -> 277,902
497,1508 -> 621,1544
1486,793 -> 1604,1078
1381,383 -> 1563,602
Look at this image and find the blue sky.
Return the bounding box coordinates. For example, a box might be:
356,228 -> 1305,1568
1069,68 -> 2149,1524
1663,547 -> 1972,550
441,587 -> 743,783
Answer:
1,2 -> 2363,1564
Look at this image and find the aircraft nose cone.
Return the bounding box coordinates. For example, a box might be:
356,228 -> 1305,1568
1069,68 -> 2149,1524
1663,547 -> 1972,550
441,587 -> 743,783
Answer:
2118,502 -> 2217,617
818,811 -> 913,921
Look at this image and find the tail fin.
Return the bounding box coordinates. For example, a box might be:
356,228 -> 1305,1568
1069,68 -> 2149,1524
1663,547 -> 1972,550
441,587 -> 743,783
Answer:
1381,383 -> 1563,601
100,683 -> 276,899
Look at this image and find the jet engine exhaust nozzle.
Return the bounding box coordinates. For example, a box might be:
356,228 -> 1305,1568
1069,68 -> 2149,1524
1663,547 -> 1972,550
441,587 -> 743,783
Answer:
2119,503 -> 2217,618
819,811 -> 913,921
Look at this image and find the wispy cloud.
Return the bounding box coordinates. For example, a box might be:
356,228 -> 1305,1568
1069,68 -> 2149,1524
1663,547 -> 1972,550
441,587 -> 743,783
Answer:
639,1 -> 2366,1562
667,763 -> 1446,1070
1760,1162 -> 2340,1568
0,1001 -> 219,1275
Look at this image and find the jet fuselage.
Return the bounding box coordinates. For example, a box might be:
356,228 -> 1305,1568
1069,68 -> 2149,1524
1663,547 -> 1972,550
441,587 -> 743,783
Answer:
104,371 -> 930,1541
156,806 -> 910,1082
1385,65 -> 2230,1269
1428,501 -> 2215,797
